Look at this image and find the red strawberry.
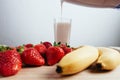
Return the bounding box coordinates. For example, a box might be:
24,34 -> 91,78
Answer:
63,47 -> 72,54
21,48 -> 45,66
46,46 -> 65,66
59,44 -> 72,54
34,44 -> 47,56
42,41 -> 52,48
24,43 -> 33,48
0,46 -> 22,77
54,42 -> 72,54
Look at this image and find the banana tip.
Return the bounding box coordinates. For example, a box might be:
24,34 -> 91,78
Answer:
96,63 -> 102,70
56,66 -> 62,73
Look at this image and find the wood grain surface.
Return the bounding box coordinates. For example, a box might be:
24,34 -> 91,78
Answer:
0,64 -> 120,80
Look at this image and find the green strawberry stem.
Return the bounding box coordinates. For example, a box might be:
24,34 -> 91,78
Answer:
0,46 -> 5,52
53,41 -> 61,46
53,41 -> 70,47
16,45 -> 25,54
65,43 -> 70,47
0,45 -> 13,52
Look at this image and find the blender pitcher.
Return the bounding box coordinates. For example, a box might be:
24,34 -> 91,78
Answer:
62,0 -> 120,8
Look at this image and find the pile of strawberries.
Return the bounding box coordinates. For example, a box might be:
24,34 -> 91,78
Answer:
0,41 -> 72,77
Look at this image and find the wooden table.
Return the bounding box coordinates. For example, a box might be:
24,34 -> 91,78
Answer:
0,47 -> 120,80
0,65 -> 120,80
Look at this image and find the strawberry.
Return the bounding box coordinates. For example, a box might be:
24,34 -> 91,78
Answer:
42,41 -> 52,48
46,46 -> 65,66
0,46 -> 22,77
59,44 -> 72,54
34,44 -> 47,56
63,47 -> 72,54
24,43 -> 33,48
54,42 -> 72,54
21,48 -> 45,66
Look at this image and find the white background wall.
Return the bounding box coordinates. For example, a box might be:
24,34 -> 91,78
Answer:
0,0 -> 120,47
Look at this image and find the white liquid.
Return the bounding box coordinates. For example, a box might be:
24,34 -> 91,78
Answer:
61,0 -> 63,17
54,22 -> 71,44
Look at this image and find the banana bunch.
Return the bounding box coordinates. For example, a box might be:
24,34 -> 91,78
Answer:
56,46 -> 99,75
56,46 -> 120,75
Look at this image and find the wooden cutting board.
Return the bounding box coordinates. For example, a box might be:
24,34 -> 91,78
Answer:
0,47 -> 120,80
0,65 -> 120,80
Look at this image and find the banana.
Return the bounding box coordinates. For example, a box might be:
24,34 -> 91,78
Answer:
56,45 -> 99,75
96,47 -> 120,70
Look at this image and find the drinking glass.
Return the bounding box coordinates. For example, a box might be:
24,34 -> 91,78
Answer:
54,18 -> 72,44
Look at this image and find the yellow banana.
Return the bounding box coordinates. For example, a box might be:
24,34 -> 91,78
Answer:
96,47 -> 120,70
56,45 -> 99,75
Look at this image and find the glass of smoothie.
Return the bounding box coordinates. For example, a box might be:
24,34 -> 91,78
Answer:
54,18 -> 72,44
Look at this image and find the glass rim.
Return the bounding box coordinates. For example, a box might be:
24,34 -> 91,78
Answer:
54,17 -> 72,23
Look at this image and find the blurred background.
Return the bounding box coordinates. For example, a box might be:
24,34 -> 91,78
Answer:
0,0 -> 120,47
